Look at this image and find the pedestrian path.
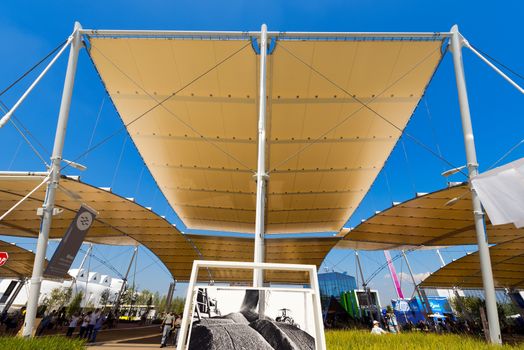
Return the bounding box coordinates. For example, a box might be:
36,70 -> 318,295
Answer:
90,329 -> 171,349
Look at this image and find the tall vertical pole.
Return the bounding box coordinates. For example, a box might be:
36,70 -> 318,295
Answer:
253,24 -> 268,288
82,243 -> 93,308
355,251 -> 374,321
450,24 -> 502,344
401,251 -> 430,319
165,280 -> 176,312
22,21 -> 82,337
72,244 -> 92,295
113,245 -> 138,312
436,249 -> 446,268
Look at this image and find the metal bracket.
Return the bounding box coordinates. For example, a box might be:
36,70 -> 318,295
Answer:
252,173 -> 269,182
36,207 -> 63,217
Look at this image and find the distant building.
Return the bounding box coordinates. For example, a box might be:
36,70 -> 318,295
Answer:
318,272 -> 358,319
0,269 -> 124,311
318,272 -> 357,301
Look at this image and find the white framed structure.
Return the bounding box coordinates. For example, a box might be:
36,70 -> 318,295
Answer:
177,260 -> 326,350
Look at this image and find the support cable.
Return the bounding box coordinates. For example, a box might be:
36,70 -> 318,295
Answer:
140,247 -> 173,278
486,138 -> 524,171
83,96 -> 105,160
92,245 -> 127,278
383,168 -> 394,204
134,166 -> 145,198
423,96 -> 445,173
400,138 -> 417,194
7,140 -> 23,170
78,246 -> 125,279
111,136 -> 128,188
73,42 -> 255,173
0,102 -> 50,167
469,44 -> 524,82
0,40 -> 68,97
273,44 -> 468,178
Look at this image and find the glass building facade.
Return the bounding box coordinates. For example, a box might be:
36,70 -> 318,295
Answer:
318,272 -> 357,300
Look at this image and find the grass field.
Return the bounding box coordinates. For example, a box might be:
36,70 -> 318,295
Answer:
325,330 -> 524,350
0,336 -> 85,350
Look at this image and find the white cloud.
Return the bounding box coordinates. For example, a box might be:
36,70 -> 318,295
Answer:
383,271 -> 430,284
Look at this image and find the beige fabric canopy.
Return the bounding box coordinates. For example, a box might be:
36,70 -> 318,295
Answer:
86,34 -> 444,234
0,174 -> 339,282
0,240 -> 44,278
342,184 -> 524,248
421,237 -> 524,289
183,234 -> 339,283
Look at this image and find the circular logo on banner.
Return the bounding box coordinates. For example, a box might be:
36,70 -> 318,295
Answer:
76,212 -> 93,231
0,252 -> 9,267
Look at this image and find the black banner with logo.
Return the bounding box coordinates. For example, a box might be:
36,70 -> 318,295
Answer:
44,205 -> 97,278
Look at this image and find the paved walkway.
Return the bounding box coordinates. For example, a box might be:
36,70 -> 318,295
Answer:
89,326 -> 173,349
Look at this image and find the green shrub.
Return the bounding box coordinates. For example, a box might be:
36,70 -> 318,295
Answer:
325,330 -> 524,350
0,336 -> 85,350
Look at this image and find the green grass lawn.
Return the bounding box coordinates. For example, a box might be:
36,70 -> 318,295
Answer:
325,330 -> 524,350
0,336 -> 85,350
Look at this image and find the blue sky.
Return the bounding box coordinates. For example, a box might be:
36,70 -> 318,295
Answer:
0,1 -> 523,303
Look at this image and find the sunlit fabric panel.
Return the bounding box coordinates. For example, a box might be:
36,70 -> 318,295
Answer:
87,35 -> 444,234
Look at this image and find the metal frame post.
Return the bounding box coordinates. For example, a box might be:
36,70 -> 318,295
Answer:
113,245 -> 138,312
22,21 -> 82,337
401,251 -> 431,319
450,24 -> 502,344
436,249 -> 446,268
355,251 -> 375,321
72,244 -> 92,295
253,24 -> 268,287
165,280 -> 176,312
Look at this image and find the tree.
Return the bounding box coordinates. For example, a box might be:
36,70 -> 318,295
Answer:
67,291 -> 83,317
171,297 -> 185,314
121,286 -> 137,305
100,288 -> 111,307
44,287 -> 72,312
137,289 -> 153,305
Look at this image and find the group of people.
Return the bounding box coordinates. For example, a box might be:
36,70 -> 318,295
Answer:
160,312 -> 182,348
0,307 -> 25,335
66,309 -> 116,342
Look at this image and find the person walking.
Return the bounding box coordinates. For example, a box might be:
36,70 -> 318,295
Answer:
66,313 -> 79,337
160,312 -> 174,348
78,312 -> 90,338
86,309 -> 100,340
89,313 -> 106,343
172,314 -> 182,345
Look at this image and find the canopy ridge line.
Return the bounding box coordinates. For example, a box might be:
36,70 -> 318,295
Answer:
86,42 -> 256,173
269,43 -> 444,172
80,29 -> 452,39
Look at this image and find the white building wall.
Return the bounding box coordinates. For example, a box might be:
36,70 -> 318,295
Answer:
0,269 -> 124,310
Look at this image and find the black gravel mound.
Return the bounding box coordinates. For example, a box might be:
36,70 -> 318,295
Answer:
250,319 -> 315,350
197,318 -> 236,326
188,323 -> 274,350
222,312 -> 250,324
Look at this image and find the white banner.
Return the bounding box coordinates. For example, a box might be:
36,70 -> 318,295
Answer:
471,157 -> 524,228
